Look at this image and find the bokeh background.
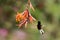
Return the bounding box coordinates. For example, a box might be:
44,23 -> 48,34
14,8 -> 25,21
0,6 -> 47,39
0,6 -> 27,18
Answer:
0,0 -> 60,40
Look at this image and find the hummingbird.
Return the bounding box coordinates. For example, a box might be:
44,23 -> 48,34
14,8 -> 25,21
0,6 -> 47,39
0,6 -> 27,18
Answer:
37,21 -> 44,35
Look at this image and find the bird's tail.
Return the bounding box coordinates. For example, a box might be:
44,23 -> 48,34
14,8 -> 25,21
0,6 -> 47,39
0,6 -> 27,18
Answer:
39,29 -> 44,35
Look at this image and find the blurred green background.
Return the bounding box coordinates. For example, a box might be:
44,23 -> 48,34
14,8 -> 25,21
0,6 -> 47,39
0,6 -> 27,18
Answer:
0,0 -> 60,40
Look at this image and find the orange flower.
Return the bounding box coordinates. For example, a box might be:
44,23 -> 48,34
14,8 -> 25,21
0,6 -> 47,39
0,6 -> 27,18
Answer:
18,19 -> 27,28
29,14 -> 36,22
22,9 -> 29,20
16,9 -> 36,28
16,12 -> 22,22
